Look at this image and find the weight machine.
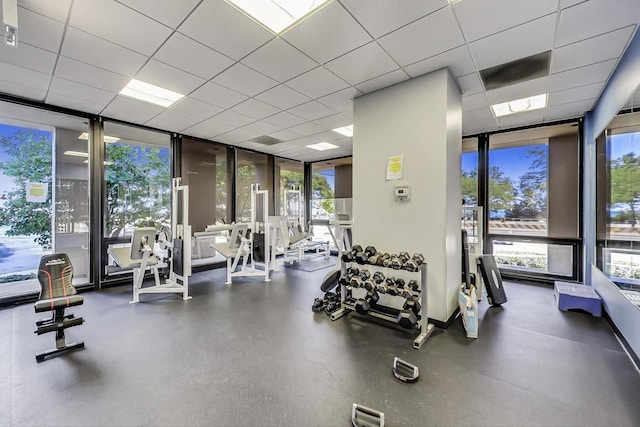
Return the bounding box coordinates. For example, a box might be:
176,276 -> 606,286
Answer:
108,178 -> 192,303
213,184 -> 271,284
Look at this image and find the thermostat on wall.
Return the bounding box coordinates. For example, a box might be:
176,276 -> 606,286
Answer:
395,186 -> 410,202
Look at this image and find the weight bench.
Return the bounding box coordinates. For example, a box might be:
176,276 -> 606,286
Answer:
34,253 -> 85,362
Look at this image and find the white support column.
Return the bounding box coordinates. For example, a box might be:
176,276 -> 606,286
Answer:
353,69 -> 462,324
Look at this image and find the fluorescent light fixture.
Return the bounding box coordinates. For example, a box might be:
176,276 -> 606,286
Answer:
119,79 -> 184,107
77,132 -> 120,143
307,142 -> 339,151
2,0 -> 18,47
491,94 -> 547,117
332,125 -> 353,137
225,0 -> 332,34
63,150 -> 89,158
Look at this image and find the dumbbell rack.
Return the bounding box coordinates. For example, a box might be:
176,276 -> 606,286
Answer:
330,258 -> 434,349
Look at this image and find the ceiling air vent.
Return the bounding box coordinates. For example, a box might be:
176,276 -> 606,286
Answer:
251,135 -> 283,145
480,51 -> 551,91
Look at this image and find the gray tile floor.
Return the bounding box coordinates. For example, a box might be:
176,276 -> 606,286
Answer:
1,261 -> 639,426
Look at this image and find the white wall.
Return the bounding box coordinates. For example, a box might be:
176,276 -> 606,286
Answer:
353,69 -> 462,323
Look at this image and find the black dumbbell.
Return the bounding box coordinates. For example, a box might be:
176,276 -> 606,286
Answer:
383,255 -> 396,268
367,290 -> 380,304
346,266 -> 360,277
350,276 -> 362,288
377,253 -> 391,266
390,257 -> 403,270
367,252 -> 383,265
312,298 -> 325,312
341,245 -> 363,263
401,289 -> 413,299
355,298 -> 370,314
363,280 -> 375,292
404,253 -> 425,272
398,252 -> 410,263
372,271 -> 385,284
404,296 -> 421,315
324,291 -> 338,303
375,283 -> 387,294
325,301 -> 340,314
387,283 -> 398,296
355,246 -> 377,264
397,309 -> 418,329
406,280 -> 419,292
359,269 -> 371,281
339,274 -> 351,287
396,278 -> 406,288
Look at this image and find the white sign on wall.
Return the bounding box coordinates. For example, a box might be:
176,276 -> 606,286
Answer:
26,182 -> 47,203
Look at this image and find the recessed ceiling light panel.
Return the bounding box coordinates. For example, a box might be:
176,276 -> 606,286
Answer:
119,79 -> 184,107
225,0 -> 332,34
491,94 -> 547,117
307,142 -> 339,151
78,132 -> 120,143
332,125 -> 353,137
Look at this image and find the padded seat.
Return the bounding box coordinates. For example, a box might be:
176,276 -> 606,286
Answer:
35,295 -> 84,313
34,253 -> 85,362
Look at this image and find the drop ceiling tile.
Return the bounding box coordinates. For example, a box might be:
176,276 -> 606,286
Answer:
497,110 -> 545,129
544,98 -> 595,120
268,129 -> 303,142
17,7 -> 64,53
457,73 -> 483,95
153,32 -> 235,80
324,42 -> 399,86
551,26 -> 634,73
454,0 -> 558,42
61,27 -> 147,76
403,45 -> 475,78
469,14 -> 556,70
548,82 -> 603,106
263,111 -> 306,128
69,0 -> 172,55
190,82 -> 248,109
285,67 -> 349,99
556,0 -> 640,47
287,122 -> 326,137
182,117 -> 234,139
19,0 -> 72,22
486,76 -> 549,105
242,121 -> 281,136
288,101 -> 336,121
216,128 -> 259,144
170,97 -> 223,119
317,87 -> 361,113
462,107 -> 499,134
230,99 -> 280,121
49,77 -> 115,106
116,0 -> 201,28
210,110 -> 255,128
242,38 -> 317,83
255,85 -> 310,110
45,92 -> 105,115
462,92 -> 489,112
136,59 -> 206,95
281,1 -> 372,64
145,109 -> 203,132
55,56 -> 130,93
313,114 -> 353,130
354,69 -> 410,94
378,7 -> 464,67
0,61 -> 50,91
101,96 -> 166,123
178,0 -> 273,60
340,0 -> 447,39
0,42 -> 56,74
212,63 -> 278,97
549,59 -> 616,92
561,0 -> 586,8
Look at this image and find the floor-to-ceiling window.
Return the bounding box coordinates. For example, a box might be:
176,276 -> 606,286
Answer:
0,101 -> 90,301
486,123 -> 581,280
597,111 -> 640,287
235,149 -> 271,222
103,122 -> 171,280
275,158 -> 304,220
311,157 -> 352,246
